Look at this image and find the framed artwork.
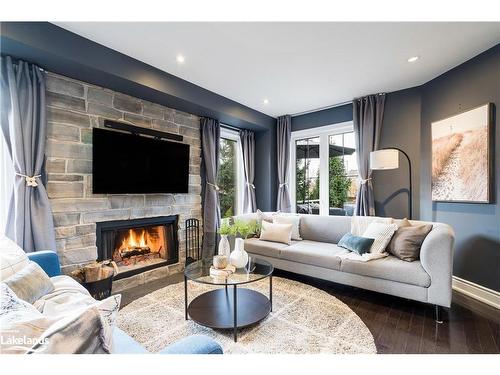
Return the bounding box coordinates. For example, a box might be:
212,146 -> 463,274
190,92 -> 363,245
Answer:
431,103 -> 493,203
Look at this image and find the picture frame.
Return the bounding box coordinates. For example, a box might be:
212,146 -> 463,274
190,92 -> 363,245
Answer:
431,103 -> 494,203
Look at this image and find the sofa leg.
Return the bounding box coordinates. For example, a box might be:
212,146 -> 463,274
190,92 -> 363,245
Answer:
434,305 -> 444,324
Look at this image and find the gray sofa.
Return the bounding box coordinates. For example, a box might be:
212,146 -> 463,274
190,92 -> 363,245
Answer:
238,214 -> 454,322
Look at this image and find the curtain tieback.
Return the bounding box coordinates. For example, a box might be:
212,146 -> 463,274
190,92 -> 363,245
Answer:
359,178 -> 372,185
279,182 -> 288,188
207,182 -> 220,191
246,182 -> 255,189
16,173 -> 41,187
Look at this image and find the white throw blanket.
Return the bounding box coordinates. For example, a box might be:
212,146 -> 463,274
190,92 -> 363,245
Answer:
338,216 -> 394,262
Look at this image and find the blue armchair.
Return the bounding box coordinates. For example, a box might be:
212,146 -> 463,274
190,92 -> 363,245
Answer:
28,251 -> 223,354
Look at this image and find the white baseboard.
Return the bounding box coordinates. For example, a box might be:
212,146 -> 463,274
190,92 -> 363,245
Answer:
452,276 -> 500,310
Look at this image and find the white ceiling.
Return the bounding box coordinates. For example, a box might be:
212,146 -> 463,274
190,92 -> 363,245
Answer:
54,22 -> 500,117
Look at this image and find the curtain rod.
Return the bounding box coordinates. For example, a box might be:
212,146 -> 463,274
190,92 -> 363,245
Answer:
291,100 -> 353,117
220,123 -> 241,132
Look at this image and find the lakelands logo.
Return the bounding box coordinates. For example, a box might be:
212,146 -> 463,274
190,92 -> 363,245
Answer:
1,332 -> 50,353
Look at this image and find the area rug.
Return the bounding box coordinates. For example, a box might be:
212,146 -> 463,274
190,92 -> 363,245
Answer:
117,277 -> 377,354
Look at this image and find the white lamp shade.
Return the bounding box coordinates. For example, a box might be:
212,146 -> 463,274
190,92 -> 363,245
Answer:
370,149 -> 399,170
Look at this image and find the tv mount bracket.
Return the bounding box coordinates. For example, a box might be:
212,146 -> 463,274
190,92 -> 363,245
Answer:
103,119 -> 184,142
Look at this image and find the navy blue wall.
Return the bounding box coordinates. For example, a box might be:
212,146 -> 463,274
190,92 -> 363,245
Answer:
0,22 -> 278,211
373,87 -> 421,220
420,45 -> 499,291
291,103 -> 353,131
290,45 -> 500,291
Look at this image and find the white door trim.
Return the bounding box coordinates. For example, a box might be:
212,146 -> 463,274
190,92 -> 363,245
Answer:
220,127 -> 244,216
289,121 -> 354,215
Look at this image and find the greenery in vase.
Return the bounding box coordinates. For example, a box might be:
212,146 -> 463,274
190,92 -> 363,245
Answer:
218,221 -> 233,236
218,219 -> 261,239
229,219 -> 260,239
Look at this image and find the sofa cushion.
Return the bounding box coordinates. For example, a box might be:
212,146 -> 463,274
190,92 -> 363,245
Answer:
244,237 -> 290,258
259,221 -> 293,245
279,240 -> 350,271
340,255 -> 431,287
299,215 -> 351,243
0,236 -> 29,281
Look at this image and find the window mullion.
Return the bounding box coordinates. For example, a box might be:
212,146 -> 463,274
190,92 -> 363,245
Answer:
319,134 -> 329,216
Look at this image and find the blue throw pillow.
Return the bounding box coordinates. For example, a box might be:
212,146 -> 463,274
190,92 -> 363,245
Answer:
338,233 -> 374,255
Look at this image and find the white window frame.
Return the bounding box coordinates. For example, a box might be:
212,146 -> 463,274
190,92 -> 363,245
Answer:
289,121 -> 354,216
220,127 -> 245,216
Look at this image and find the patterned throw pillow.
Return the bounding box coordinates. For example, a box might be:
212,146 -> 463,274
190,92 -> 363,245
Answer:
0,283 -> 109,354
3,262 -> 55,304
0,236 -> 29,281
362,222 -> 398,254
35,280 -> 121,353
256,209 -> 275,224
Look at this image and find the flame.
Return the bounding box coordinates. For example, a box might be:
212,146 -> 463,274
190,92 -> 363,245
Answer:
121,229 -> 147,250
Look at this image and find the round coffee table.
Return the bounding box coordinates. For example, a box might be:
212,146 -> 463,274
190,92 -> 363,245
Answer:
184,257 -> 273,342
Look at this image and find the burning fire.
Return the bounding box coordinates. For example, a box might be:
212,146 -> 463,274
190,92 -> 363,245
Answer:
120,229 -> 148,250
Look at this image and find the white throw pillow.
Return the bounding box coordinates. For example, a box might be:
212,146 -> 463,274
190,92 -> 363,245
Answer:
350,216 -> 394,236
273,214 -> 302,240
32,275 -> 121,352
0,236 -> 29,281
259,221 -> 293,245
362,222 -> 398,254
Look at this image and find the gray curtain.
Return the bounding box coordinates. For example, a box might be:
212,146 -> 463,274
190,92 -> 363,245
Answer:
200,117 -> 220,258
239,129 -> 256,213
276,115 -> 292,212
0,56 -> 56,252
353,93 -> 386,216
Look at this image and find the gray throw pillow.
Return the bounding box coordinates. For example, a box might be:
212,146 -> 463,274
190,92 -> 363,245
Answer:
4,261 -> 55,304
387,224 -> 433,262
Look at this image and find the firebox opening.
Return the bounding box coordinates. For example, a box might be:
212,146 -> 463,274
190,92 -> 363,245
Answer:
96,216 -> 179,280
113,225 -> 168,273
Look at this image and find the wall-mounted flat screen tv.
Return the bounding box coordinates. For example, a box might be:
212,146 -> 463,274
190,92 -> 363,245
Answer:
92,128 -> 190,194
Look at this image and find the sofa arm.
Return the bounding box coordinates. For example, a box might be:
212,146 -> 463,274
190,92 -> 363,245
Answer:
419,223 -> 455,308
27,251 -> 62,277
159,335 -> 223,354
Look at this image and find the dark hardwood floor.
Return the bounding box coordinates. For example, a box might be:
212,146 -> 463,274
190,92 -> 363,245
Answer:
118,269 -> 500,354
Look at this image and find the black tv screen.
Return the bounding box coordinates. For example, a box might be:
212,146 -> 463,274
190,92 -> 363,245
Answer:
92,128 -> 190,194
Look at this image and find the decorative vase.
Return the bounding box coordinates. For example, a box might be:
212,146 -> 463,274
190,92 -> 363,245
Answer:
230,238 -> 249,268
213,255 -> 228,269
218,235 -> 231,257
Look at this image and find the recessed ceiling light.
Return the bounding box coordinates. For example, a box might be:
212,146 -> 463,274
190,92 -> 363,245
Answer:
263,99 -> 269,105
176,54 -> 185,64
407,56 -> 419,63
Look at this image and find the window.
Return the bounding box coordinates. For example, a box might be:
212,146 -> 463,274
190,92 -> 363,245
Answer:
218,127 -> 244,218
295,137 -> 321,215
290,122 -> 358,216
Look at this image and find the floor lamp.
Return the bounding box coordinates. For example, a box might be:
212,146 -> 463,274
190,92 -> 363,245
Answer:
369,148 -> 413,219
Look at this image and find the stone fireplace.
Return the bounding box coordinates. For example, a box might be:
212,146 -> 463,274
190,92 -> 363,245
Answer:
96,216 -> 179,280
43,72 -> 202,292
